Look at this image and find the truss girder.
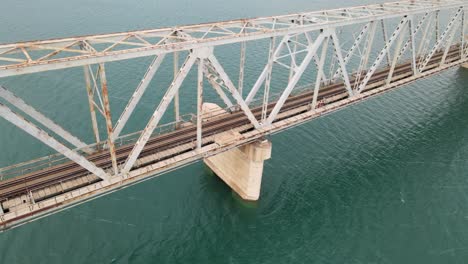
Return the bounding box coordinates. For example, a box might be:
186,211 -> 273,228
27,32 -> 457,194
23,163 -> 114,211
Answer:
0,0 -> 467,179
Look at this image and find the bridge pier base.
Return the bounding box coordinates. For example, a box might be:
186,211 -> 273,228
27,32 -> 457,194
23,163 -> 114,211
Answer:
204,140 -> 272,201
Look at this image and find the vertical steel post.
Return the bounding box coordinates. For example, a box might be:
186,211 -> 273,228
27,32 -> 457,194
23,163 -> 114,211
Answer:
197,59 -> 204,149
98,63 -> 119,175
387,23 -> 408,84
238,41 -> 246,97
174,51 -> 180,125
83,65 -> 101,146
262,37 -> 276,123
408,16 -> 419,75
362,22 -> 377,73
312,37 -> 329,109
418,14 -> 433,56
330,31 -> 353,97
381,19 -> 392,66
441,18 -> 460,65
289,35 -> 298,81
461,9 -> 466,60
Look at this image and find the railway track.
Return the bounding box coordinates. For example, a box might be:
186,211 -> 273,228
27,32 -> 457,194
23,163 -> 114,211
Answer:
0,47 -> 462,202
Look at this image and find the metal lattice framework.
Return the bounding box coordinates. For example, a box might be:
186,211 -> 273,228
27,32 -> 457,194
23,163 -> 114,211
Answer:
0,0 -> 467,228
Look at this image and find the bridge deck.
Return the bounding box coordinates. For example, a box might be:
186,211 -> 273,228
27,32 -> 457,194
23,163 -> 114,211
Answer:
0,46 -> 462,215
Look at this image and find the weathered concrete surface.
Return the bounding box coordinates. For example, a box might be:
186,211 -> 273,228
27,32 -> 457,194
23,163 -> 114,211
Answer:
204,139 -> 272,201
201,102 -> 272,200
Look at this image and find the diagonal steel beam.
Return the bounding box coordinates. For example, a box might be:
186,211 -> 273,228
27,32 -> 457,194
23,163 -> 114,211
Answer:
396,12 -> 428,66
121,54 -> 197,174
357,17 -> 409,93
352,21 -> 378,91
202,67 -> 234,108
266,32 -> 326,125
207,55 -> 261,129
312,36 -> 329,109
0,103 -> 110,181
441,15 -> 461,65
113,54 -> 166,139
245,35 -> 291,105
419,7 -> 463,71
0,85 -> 93,154
387,22 -> 408,85
417,13 -> 434,56
330,31 -> 354,97
332,22 -> 372,81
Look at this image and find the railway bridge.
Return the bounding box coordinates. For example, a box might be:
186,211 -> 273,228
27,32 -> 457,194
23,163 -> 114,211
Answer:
0,0 -> 467,230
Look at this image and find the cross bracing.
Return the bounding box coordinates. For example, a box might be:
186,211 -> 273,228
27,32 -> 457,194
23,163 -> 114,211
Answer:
0,0 -> 464,77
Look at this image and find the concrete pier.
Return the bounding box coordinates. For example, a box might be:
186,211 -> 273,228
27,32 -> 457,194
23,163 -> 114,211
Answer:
204,139 -> 272,201
201,102 -> 272,200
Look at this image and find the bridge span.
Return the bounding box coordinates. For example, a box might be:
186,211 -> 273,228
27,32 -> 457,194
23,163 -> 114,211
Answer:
0,0 -> 467,230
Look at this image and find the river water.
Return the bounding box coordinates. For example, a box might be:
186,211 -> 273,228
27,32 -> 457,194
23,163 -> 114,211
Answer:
1,0 -> 468,263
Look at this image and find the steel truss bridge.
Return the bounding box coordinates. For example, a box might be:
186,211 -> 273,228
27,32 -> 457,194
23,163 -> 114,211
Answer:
0,0 -> 467,230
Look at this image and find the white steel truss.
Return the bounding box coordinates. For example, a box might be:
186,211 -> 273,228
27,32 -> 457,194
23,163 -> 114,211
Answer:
0,0 -> 467,230
0,0 -> 467,182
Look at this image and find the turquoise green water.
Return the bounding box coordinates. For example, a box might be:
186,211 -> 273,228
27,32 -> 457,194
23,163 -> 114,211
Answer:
2,1 -> 468,263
